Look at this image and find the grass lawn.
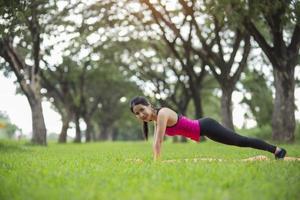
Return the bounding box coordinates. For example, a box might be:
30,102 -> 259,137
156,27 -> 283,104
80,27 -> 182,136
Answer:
0,139 -> 299,200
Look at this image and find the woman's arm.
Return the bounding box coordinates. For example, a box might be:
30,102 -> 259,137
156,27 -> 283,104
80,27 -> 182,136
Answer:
153,111 -> 168,161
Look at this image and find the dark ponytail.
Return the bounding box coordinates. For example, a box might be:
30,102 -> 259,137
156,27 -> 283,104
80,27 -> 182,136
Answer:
143,122 -> 148,140
130,96 -> 151,141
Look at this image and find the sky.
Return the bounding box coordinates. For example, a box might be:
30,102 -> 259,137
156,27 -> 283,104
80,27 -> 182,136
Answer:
1,73 -> 300,136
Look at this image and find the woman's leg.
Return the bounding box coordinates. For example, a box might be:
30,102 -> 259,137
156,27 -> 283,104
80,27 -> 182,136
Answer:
199,117 -> 277,154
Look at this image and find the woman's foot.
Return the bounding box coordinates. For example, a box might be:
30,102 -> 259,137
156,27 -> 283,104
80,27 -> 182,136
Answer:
274,147 -> 287,160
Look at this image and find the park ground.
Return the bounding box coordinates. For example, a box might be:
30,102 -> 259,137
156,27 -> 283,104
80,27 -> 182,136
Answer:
0,139 -> 299,200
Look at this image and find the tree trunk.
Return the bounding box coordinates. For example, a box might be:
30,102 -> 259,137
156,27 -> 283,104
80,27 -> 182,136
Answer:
30,97 -> 47,145
272,67 -> 295,142
107,126 -> 114,141
192,93 -> 203,119
85,119 -> 93,142
112,127 -> 118,141
58,118 -> 69,143
73,114 -> 81,143
221,87 -> 234,130
98,123 -> 114,141
25,77 -> 48,146
0,39 -> 47,145
58,111 -> 71,143
91,127 -> 97,141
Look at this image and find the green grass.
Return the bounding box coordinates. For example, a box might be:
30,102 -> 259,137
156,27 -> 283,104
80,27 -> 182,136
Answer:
0,139 -> 299,200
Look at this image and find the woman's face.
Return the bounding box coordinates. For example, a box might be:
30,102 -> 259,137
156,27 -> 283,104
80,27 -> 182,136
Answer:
132,104 -> 153,122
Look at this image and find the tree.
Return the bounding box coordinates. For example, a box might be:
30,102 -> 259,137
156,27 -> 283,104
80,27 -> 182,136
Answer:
223,0 -> 300,142
90,60 -> 141,141
40,57 -> 77,143
117,0 -> 206,120
241,69 -> 273,127
0,1 -> 49,145
120,39 -> 194,115
38,0 -> 119,143
136,0 -> 251,130
0,111 -> 20,139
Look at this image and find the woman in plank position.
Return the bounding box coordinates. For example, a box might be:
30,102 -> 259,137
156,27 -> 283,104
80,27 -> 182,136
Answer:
130,96 -> 287,161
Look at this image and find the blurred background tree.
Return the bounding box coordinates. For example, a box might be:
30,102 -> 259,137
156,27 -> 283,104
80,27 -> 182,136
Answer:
0,0 -> 299,144
0,111 -> 21,139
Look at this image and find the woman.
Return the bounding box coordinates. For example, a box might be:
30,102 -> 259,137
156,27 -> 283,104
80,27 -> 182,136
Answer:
130,96 -> 287,161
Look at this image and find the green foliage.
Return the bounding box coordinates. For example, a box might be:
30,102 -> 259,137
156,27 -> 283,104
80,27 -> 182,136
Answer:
0,140 -> 299,200
201,74 -> 221,120
0,0 -> 28,36
241,69 -> 273,127
0,111 -> 20,139
237,125 -> 272,140
35,0 -> 146,141
185,73 -> 221,120
0,0 -> 56,47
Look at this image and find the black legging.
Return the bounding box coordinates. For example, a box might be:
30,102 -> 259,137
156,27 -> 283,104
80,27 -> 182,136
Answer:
199,118 -> 276,154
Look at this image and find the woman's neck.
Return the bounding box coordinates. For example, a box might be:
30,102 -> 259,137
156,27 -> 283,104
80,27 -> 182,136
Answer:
150,108 -> 158,122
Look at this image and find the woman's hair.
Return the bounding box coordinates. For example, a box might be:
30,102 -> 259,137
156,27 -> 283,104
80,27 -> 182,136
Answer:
130,96 -> 150,140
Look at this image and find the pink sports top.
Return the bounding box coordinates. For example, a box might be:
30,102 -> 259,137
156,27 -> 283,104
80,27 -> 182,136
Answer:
165,114 -> 201,142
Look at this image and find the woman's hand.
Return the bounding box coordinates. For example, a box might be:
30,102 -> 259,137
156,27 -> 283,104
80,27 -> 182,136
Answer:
153,110 -> 168,162
153,141 -> 161,161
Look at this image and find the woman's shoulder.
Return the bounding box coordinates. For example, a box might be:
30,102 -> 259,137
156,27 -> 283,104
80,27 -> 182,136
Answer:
157,107 -> 177,117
